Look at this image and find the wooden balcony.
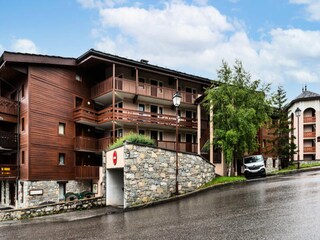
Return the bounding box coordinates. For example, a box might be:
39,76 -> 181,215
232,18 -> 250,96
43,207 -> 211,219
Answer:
91,77 -> 198,104
74,136 -> 98,152
304,116 -> 316,123
0,131 -> 18,149
304,147 -> 316,153
0,165 -> 18,180
158,141 -> 197,153
0,97 -> 18,116
74,107 -> 197,129
304,132 -> 316,138
75,136 -> 113,152
73,107 -> 98,125
98,137 -> 113,151
75,166 -> 100,180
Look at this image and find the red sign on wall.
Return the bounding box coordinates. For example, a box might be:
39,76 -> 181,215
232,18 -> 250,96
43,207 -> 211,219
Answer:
113,151 -> 117,165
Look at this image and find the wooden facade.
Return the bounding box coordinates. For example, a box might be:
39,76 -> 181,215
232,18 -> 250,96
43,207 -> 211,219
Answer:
0,50 -> 213,186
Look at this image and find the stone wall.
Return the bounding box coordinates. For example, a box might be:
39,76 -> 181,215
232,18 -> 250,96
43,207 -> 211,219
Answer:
17,180 -> 93,208
265,157 -> 280,173
123,143 -> 215,208
301,160 -> 320,165
0,197 -> 105,222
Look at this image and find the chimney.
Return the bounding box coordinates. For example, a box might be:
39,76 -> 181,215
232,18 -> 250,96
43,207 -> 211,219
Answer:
140,59 -> 149,64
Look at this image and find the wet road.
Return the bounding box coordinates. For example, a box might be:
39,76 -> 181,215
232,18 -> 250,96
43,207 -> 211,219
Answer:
2,170 -> 320,240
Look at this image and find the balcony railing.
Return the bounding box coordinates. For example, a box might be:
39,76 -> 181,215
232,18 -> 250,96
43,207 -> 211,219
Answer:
0,131 -> 18,149
304,116 -> 316,123
98,137 -> 113,151
0,97 -> 18,116
74,107 -> 197,129
304,147 -> 316,153
158,141 -> 198,153
74,137 -> 98,152
91,77 -> 198,104
0,165 -> 18,180
74,136 -> 113,152
304,132 -> 316,138
75,166 -> 100,180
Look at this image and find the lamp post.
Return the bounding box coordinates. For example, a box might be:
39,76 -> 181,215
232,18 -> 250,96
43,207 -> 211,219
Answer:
173,91 -> 181,195
295,107 -> 301,169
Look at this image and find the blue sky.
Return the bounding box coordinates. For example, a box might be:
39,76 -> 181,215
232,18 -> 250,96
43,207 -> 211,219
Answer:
1,0 -> 320,101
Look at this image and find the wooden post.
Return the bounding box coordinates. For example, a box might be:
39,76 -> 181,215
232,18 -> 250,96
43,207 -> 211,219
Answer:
112,64 -> 115,143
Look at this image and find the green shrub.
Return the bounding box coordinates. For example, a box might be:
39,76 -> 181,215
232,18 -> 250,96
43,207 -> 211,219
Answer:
108,132 -> 156,150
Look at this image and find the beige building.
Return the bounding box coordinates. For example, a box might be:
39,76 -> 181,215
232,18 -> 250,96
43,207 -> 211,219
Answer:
288,88 -> 320,161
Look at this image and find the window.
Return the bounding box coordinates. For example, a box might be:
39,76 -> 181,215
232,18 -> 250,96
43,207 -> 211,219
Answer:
21,151 -> 25,164
113,129 -> 123,138
21,84 -> 25,98
139,78 -> 145,89
158,132 -> 163,141
75,74 -> 82,82
75,97 -> 83,108
59,153 -> 65,165
139,130 -> 145,135
21,118 -> 25,132
158,81 -> 163,93
59,123 -> 66,135
138,104 -> 145,112
193,135 -> 197,144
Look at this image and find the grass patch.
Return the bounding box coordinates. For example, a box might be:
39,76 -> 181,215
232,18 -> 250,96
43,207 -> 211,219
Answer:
301,162 -> 320,168
200,176 -> 246,189
108,132 -> 156,150
271,161 -> 320,174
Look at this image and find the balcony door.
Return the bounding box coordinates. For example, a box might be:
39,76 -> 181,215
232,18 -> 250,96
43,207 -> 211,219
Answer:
150,105 -> 163,122
150,130 -> 163,144
186,134 -> 193,152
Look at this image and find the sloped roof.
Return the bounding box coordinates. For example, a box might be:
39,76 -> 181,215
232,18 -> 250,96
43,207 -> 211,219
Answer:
288,88 -> 320,107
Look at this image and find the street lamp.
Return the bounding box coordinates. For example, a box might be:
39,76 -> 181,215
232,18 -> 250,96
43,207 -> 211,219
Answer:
295,107 -> 301,169
173,91 -> 181,195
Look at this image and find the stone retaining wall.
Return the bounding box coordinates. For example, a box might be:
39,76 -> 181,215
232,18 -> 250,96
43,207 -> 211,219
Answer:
123,143 -> 215,208
265,157 -> 280,173
0,197 -> 105,222
17,180 -> 92,209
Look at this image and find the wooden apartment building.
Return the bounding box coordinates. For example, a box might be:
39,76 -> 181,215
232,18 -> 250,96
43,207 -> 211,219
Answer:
0,49 -> 213,208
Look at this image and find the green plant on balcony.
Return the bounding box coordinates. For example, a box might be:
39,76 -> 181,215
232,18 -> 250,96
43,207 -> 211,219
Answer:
108,132 -> 156,150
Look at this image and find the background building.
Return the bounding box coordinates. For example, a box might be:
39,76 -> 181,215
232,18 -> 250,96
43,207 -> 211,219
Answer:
288,87 -> 320,161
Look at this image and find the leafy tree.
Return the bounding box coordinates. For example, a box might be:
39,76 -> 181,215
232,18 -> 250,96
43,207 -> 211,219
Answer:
268,86 -> 296,168
204,60 -> 271,176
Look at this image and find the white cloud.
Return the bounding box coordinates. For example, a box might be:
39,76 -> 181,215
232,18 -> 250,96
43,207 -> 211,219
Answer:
77,0 -> 126,8
11,39 -> 39,54
290,0 -> 320,21
80,0 -> 320,98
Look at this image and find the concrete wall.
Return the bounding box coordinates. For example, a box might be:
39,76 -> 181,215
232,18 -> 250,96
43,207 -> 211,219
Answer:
122,143 -> 215,208
106,169 -> 124,206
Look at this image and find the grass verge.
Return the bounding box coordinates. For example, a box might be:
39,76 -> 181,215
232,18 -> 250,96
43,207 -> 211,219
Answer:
200,176 -> 246,189
271,162 -> 320,174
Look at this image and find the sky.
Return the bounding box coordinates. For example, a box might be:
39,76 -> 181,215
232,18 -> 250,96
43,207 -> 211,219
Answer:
1,0 -> 320,101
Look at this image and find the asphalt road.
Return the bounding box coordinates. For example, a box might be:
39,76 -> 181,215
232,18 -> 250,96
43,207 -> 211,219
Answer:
2,170 -> 320,240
